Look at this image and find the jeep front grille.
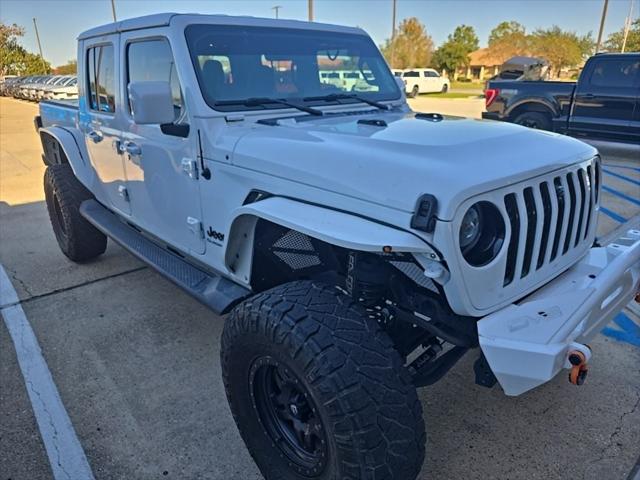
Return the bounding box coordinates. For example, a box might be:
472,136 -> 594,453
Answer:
502,159 -> 600,287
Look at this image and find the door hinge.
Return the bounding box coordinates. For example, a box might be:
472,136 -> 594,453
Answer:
186,217 -> 204,239
181,158 -> 199,180
117,185 -> 130,202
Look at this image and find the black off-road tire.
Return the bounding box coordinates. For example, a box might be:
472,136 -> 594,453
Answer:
221,281 -> 426,480
513,111 -> 552,131
44,164 -> 107,262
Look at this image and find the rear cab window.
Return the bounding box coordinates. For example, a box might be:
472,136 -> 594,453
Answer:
87,44 -> 116,113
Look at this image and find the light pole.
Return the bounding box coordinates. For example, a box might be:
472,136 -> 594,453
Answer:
390,0 -> 397,68
272,5 -> 282,19
110,0 -> 117,22
32,18 -> 47,73
595,0 -> 609,53
621,0 -> 635,52
308,0 -> 314,21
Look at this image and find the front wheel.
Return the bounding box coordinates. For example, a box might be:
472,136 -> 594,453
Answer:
221,281 -> 426,480
408,85 -> 419,98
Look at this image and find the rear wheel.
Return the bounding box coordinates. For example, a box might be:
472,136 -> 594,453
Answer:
441,83 -> 449,93
44,164 -> 107,262
513,111 -> 552,131
221,281 -> 426,480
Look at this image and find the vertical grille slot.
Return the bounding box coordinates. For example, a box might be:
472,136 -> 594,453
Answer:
537,182 -> 552,269
521,187 -> 537,278
584,165 -> 594,239
503,193 -> 519,286
594,161 -> 601,203
550,177 -> 565,261
563,172 -> 577,254
575,169 -> 587,246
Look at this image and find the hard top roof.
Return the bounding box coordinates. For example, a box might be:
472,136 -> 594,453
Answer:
78,12 -> 365,40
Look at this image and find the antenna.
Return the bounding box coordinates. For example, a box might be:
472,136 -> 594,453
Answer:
197,130 -> 211,180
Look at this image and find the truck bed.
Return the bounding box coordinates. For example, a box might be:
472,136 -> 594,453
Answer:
39,99 -> 78,129
483,79 -> 577,127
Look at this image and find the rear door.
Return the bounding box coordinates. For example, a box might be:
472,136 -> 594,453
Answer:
119,32 -> 205,255
569,56 -> 639,142
80,35 -> 131,215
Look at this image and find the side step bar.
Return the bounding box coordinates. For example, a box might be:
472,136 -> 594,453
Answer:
80,200 -> 250,314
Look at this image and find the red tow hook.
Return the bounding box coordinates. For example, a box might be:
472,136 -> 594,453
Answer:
568,347 -> 591,386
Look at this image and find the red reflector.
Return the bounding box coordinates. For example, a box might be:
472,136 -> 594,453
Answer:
485,88 -> 499,108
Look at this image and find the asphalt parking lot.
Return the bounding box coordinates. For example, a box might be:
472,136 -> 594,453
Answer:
1,96 -> 639,480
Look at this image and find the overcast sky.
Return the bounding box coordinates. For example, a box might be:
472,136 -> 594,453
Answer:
1,0 -> 635,67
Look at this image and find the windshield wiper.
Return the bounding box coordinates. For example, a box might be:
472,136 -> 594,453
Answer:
214,97 -> 323,116
303,93 -> 390,111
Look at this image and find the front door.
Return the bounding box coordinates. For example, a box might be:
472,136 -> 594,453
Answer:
80,35 -> 131,215
569,56 -> 639,141
119,32 -> 205,255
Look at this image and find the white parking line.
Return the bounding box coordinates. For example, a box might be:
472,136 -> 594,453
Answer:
0,265 -> 95,480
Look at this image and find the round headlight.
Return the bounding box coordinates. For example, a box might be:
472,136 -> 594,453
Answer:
459,202 -> 505,267
459,206 -> 481,249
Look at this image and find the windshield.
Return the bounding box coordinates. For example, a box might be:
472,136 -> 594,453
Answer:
185,24 -> 400,111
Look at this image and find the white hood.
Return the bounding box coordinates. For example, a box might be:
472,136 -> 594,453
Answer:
231,111 -> 597,220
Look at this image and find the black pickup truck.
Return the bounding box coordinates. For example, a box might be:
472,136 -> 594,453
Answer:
483,53 -> 640,144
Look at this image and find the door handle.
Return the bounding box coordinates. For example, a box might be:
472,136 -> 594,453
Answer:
582,93 -> 595,99
88,130 -> 103,143
124,142 -> 141,156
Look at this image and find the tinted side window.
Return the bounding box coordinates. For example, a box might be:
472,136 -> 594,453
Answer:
87,44 -> 116,113
127,39 -> 183,120
403,71 -> 419,78
589,59 -> 639,88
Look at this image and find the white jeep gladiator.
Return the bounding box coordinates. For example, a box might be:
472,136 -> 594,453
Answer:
36,13 -> 640,480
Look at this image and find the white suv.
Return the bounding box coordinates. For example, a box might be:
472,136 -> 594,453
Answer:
403,68 -> 450,96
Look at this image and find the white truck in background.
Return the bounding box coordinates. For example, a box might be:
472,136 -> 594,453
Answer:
35,13 -> 640,480
403,68 -> 451,96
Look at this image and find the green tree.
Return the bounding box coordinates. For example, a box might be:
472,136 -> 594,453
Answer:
486,21 -> 530,63
488,20 -> 525,45
432,24 -> 479,75
381,17 -> 434,69
604,19 -> 640,52
55,59 -> 77,75
530,26 -> 594,76
0,21 -> 50,76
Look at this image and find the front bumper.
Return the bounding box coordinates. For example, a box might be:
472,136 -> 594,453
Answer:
478,230 -> 640,396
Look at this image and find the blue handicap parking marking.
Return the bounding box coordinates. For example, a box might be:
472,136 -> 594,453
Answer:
606,164 -> 640,174
603,168 -> 640,187
601,185 -> 640,207
599,206 -> 627,223
601,312 -> 640,347
599,165 -> 639,224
